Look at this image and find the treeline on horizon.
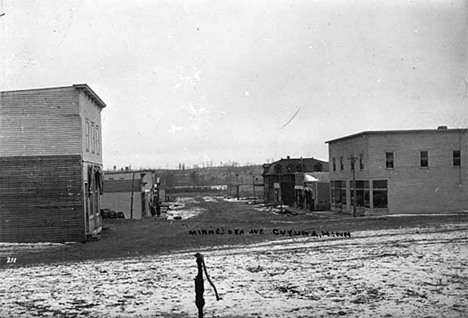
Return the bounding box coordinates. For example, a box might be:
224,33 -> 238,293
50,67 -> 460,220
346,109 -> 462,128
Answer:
103,164 -> 265,190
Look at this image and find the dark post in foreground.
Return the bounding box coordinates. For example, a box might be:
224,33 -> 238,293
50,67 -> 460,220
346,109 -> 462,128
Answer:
194,253 -> 220,318
194,254 -> 205,318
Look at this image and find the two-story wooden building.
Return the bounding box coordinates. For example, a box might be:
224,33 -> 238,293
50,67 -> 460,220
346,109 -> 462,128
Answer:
0,84 -> 106,242
326,127 -> 468,215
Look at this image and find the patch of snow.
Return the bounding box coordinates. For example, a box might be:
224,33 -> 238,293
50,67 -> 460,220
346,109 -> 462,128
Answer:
0,224 -> 467,317
202,196 -> 218,202
166,207 -> 206,220
0,242 -> 69,257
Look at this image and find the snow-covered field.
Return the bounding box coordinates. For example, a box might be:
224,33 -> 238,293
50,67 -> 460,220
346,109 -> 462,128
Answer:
0,223 -> 467,318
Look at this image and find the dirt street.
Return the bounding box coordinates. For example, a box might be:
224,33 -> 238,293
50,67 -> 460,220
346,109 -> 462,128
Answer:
0,196 -> 467,317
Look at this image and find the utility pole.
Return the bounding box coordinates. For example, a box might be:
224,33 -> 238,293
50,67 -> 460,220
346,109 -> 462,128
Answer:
348,156 -> 357,218
279,173 -> 283,213
252,175 -> 256,204
235,173 -> 239,199
130,171 -> 135,219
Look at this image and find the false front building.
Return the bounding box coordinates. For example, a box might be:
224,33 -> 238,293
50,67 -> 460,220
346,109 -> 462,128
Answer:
0,84 -> 106,242
326,127 -> 468,215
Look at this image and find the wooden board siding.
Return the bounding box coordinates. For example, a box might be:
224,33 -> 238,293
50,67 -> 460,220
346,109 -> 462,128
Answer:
104,179 -> 142,193
0,155 -> 85,242
101,192 -> 145,219
0,87 -> 82,157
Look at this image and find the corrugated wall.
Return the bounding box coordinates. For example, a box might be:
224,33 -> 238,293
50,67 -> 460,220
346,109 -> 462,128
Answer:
0,155 -> 85,242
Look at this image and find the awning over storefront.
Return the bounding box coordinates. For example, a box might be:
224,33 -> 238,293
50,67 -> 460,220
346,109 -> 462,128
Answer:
304,174 -> 319,182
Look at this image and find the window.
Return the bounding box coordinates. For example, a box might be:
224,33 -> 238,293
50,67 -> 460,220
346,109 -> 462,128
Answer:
359,154 -> 364,170
372,180 -> 388,209
96,125 -> 100,155
331,180 -> 346,207
91,122 -> 95,154
420,151 -> 428,168
453,150 -> 461,167
373,180 -> 387,189
340,157 -> 344,171
350,180 -> 370,207
85,120 -> 90,152
274,164 -> 283,174
385,152 -> 394,169
332,158 -> 336,171
314,162 -> 323,171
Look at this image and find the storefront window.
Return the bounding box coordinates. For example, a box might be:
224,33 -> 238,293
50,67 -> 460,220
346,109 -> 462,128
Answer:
331,180 -> 345,205
372,180 -> 388,208
351,180 -> 370,207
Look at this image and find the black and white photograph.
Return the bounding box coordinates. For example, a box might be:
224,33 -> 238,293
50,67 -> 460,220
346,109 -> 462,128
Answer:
0,0 -> 467,317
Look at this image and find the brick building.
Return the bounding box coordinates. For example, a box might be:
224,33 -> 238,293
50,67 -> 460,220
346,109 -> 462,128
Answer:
262,156 -> 328,207
0,84 -> 106,242
326,127 -> 468,215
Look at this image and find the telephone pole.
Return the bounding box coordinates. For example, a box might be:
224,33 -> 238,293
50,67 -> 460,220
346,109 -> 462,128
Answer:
348,156 -> 357,218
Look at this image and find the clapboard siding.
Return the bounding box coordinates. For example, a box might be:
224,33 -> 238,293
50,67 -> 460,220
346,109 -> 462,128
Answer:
104,179 -> 142,193
0,155 -> 85,242
0,87 -> 82,157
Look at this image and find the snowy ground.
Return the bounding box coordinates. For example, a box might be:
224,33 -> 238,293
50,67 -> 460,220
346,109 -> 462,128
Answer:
165,197 -> 207,220
0,222 -> 467,318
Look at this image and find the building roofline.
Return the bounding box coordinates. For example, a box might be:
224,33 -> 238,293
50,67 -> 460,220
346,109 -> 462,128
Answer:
325,128 -> 465,144
73,84 -> 107,109
0,84 -> 107,109
103,170 -> 155,175
271,157 -> 328,163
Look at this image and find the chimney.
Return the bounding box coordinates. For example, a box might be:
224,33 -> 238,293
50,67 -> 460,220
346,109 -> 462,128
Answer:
437,126 -> 448,130
287,155 -> 290,159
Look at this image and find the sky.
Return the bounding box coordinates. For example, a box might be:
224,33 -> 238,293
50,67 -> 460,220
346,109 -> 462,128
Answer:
1,0 -> 467,169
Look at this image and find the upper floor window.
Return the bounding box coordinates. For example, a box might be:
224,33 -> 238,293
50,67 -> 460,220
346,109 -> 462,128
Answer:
359,154 -> 364,170
96,125 -> 100,155
453,150 -> 461,167
85,120 -> 90,152
332,158 -> 336,171
314,162 -> 323,172
340,157 -> 344,171
420,151 -> 429,168
385,152 -> 394,169
91,122 -> 95,154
